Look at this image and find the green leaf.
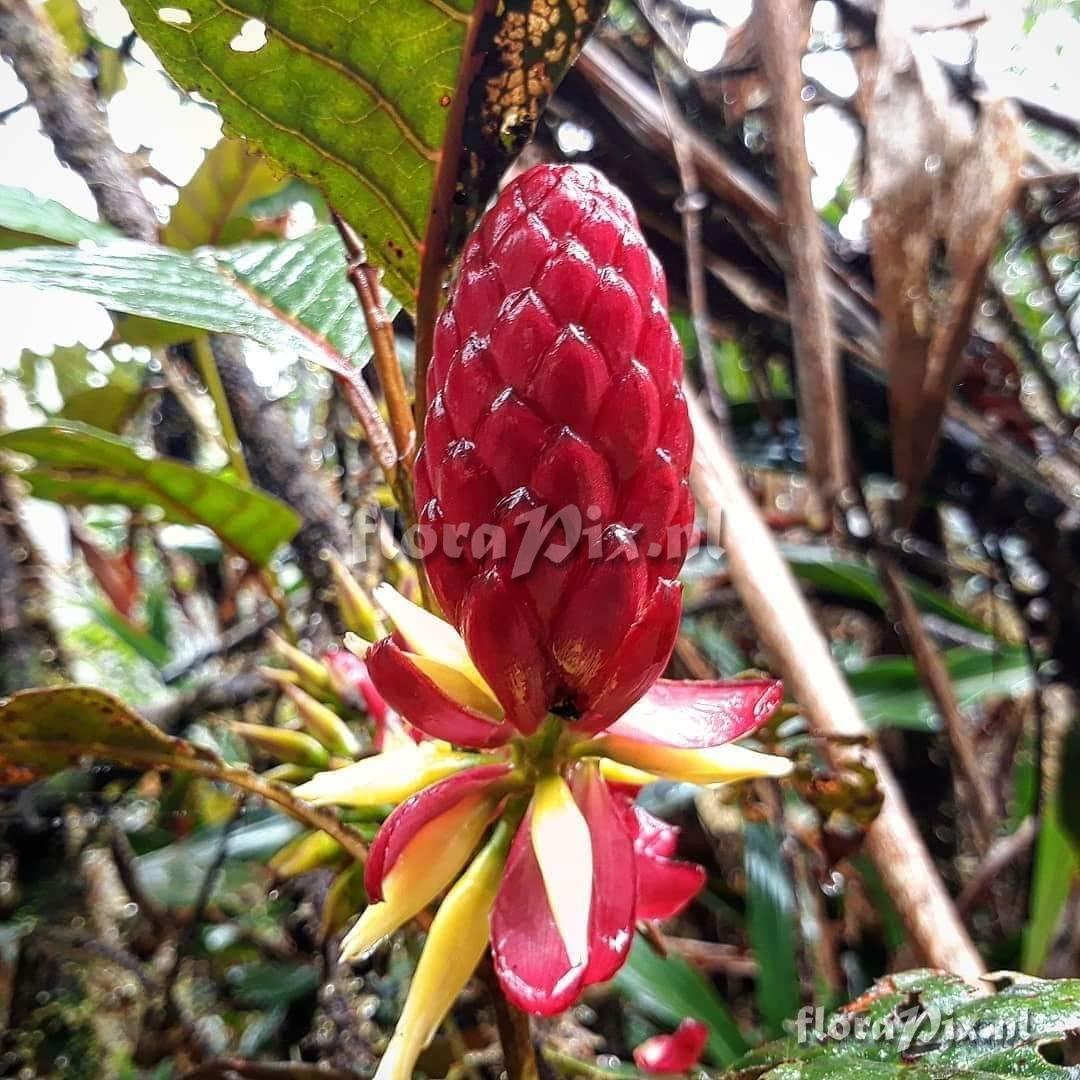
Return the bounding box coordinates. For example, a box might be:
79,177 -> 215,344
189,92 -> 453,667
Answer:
226,961 -> 320,1008
0,685 -> 368,862
726,969 -> 1080,1079
88,598 -> 171,668
0,420 -> 299,566
615,936 -> 747,1066
847,648 -> 1034,733
163,137 -> 282,249
44,0 -> 89,56
0,229 -> 398,378
133,813 -> 302,906
58,382 -> 144,434
745,823 -> 801,1036
120,0 -> 606,306
0,184 -> 118,248
785,546 -> 995,638
1023,802 -> 1078,974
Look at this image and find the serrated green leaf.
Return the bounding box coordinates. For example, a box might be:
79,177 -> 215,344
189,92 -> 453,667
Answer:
0,228 -> 398,377
0,685 -> 368,861
0,420 -> 299,566
615,936 -> 747,1066
120,0 -> 606,307
0,184 -> 117,248
725,970 -> 1080,1079
164,137 -> 282,249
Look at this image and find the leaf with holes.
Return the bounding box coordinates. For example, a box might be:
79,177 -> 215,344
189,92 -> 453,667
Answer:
164,136 -> 283,249
0,228 -> 398,378
0,420 -> 299,566
725,969 -> 1080,1079
0,686 -> 368,861
120,0 -> 607,308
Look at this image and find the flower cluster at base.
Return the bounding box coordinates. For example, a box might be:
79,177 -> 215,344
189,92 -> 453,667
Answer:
294,163 -> 792,1080
297,583 -> 789,1079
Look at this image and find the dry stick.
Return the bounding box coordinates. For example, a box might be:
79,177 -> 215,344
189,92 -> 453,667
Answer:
331,211 -> 416,467
877,556 -> 998,846
757,0 -> 998,849
655,72 -> 732,442
481,959 -> 541,1080
957,815 -> 1037,917
687,390 -> 985,981
753,0 -> 851,511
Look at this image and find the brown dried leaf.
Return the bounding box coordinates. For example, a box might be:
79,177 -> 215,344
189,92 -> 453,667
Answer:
866,0 -> 1024,521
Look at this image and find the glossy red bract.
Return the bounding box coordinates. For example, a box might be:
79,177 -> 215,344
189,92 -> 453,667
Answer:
420,163 -> 693,735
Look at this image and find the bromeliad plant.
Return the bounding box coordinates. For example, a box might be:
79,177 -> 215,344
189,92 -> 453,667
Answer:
295,164 -> 793,1080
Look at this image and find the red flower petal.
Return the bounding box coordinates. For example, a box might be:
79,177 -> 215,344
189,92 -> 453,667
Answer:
460,569 -> 552,734
604,678 -> 784,749
634,1019 -> 709,1074
365,764 -> 510,901
622,801 -> 705,922
635,855 -> 706,922
491,813 -> 586,1016
573,768 -> 636,986
365,638 -> 511,749
575,578 -> 682,736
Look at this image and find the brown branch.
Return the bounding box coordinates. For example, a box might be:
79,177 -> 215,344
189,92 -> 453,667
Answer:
877,555 -> 998,846
687,390 -> 985,980
655,72 -> 732,441
181,1061 -> 357,1080
0,0 -> 157,242
957,815 -> 1037,917
331,211 -> 416,467
754,0 -> 851,510
482,958 -> 540,1080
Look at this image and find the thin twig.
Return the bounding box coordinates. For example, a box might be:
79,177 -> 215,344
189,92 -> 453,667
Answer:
687,390 -> 985,980
181,1061 -> 358,1080
957,816 -> 1037,917
331,210 -> 416,468
655,69 -> 732,441
753,0 -> 851,512
876,554 -> 998,847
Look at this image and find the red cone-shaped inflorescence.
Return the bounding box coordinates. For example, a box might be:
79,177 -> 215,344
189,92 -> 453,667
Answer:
418,163 -> 693,735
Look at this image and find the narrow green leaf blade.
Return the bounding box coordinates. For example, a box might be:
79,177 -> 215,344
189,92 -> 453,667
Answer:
0,420 -> 300,566
615,936 -> 748,1066
745,823 -> 801,1036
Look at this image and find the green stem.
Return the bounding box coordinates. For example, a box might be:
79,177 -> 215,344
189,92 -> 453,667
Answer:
193,334 -> 250,486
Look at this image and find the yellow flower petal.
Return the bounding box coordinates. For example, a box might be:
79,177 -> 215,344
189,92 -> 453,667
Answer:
341,794 -> 494,961
598,736 -> 792,786
408,654 -> 503,719
373,816 -> 514,1080
231,721 -> 329,768
597,758 -> 660,787
530,774 -> 592,968
268,829 -> 343,878
293,745 -> 482,808
374,583 -> 495,699
328,552 -> 384,640
281,683 -> 361,758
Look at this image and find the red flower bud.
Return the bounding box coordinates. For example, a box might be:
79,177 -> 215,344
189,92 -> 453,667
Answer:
420,164 -> 692,734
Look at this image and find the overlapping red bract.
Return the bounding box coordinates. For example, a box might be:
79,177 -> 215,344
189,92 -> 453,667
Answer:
634,1019 -> 710,1074
418,164 -> 693,734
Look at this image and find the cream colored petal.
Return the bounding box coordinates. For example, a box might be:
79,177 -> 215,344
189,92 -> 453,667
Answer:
530,775 -> 592,968
341,794 -> 494,961
372,816 -> 513,1080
